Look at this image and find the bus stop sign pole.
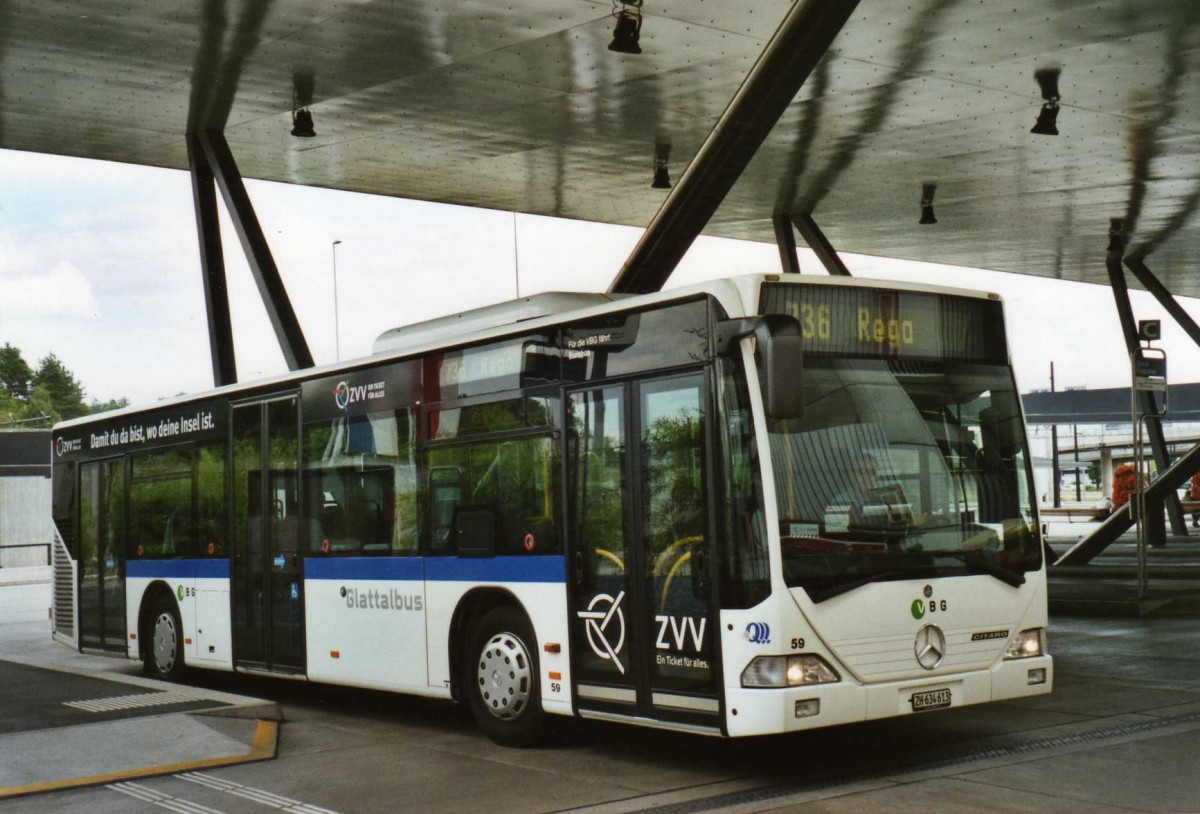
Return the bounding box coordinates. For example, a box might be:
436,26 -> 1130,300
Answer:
1131,323 -> 1167,601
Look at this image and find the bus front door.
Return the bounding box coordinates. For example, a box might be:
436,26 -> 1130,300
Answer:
78,457 -> 125,653
231,396 -> 305,674
567,373 -> 719,725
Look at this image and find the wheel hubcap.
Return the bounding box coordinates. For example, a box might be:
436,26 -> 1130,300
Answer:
476,631 -> 531,721
152,612 -> 177,674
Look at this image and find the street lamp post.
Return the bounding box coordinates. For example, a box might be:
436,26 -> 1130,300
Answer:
332,239 -> 342,361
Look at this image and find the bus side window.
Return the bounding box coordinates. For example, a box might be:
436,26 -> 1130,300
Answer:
429,466 -> 463,554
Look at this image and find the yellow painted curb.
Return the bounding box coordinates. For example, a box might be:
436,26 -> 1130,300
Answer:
0,719 -> 278,800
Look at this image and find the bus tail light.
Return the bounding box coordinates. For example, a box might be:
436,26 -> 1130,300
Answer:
1004,628 -> 1046,660
742,655 -> 840,688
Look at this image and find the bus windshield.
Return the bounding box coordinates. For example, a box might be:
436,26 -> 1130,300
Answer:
770,357 -> 1039,601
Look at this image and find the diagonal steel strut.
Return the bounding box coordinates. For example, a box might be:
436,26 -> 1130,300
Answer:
187,133 -> 237,387
196,130 -> 314,372
609,0 -> 862,294
790,213 -> 852,277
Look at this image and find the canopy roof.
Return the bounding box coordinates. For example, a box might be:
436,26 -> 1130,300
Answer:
6,1 -> 1200,291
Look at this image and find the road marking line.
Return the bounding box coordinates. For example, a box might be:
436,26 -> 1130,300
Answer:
177,771 -> 341,814
64,691 -> 203,713
108,781 -> 227,814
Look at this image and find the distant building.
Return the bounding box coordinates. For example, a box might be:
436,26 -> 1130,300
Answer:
0,430 -> 51,567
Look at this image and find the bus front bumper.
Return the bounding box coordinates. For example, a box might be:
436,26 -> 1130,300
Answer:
724,655 -> 1053,737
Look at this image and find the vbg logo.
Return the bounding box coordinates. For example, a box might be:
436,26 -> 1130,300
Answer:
744,622 -> 771,645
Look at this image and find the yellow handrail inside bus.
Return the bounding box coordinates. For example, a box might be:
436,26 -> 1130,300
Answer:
660,551 -> 692,612
594,548 -> 624,572
652,535 -> 703,576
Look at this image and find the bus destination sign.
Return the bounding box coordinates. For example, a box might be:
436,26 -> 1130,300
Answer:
760,283 -> 1007,363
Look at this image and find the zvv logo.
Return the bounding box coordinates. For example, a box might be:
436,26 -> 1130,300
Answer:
333,379 -> 386,412
656,615 -> 706,651
577,591 -> 627,675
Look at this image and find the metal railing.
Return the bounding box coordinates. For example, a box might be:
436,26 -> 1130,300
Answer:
51,526 -> 76,646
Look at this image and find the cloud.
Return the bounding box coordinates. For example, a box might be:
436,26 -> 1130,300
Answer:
0,262 -> 99,317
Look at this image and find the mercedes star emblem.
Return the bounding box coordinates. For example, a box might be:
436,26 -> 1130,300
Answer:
914,623 -> 946,670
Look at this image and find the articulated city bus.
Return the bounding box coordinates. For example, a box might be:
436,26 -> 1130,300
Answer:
50,274 -> 1050,745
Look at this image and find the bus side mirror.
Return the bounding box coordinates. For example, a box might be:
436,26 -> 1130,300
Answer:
716,315 -> 804,420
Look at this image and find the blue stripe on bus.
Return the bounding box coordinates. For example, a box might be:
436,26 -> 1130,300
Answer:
426,556 -> 565,583
126,559 -> 230,579
305,555 -> 565,583
304,557 -> 424,581
126,555 -> 565,583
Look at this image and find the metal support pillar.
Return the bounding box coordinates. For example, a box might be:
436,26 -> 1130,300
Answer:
790,213 -> 852,277
1073,424 -> 1081,502
187,133 -> 237,387
1105,233 -> 1185,536
609,0 -> 861,294
773,214 -> 801,275
1050,363 -> 1061,508
1125,254 -> 1200,523
196,130 -> 315,371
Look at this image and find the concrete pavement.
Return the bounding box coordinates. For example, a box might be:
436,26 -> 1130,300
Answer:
5,568 -> 1200,812
0,578 -> 278,801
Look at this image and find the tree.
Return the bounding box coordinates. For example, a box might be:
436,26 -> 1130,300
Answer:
32,353 -> 87,420
0,344 -> 33,400
22,386 -> 59,427
0,389 -> 21,426
89,397 -> 130,414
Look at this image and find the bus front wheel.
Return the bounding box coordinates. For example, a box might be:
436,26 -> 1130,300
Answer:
464,606 -> 545,747
145,599 -> 185,681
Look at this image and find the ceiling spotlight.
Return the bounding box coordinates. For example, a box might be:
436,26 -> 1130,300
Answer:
291,69 -> 316,138
919,183 -> 938,225
291,108 -> 316,138
652,141 -> 671,189
609,1 -> 643,54
1031,67 -> 1061,136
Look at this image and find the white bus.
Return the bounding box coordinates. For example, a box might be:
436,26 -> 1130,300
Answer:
50,274 -> 1050,745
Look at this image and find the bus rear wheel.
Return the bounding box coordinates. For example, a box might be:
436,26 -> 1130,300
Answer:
144,599 -> 185,681
464,606 -> 546,747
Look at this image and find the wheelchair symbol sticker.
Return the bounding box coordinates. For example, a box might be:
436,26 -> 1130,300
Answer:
577,591 -> 627,675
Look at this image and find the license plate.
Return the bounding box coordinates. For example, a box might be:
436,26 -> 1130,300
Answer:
910,688 -> 952,711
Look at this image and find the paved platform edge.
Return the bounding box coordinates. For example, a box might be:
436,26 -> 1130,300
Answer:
0,717 -> 278,800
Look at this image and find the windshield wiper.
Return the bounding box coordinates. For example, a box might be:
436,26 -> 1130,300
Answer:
936,551 -> 1025,587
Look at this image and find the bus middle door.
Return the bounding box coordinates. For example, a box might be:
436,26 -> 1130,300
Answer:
231,396 -> 305,674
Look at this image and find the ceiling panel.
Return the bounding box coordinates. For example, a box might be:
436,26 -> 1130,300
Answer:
4,0 -> 1200,294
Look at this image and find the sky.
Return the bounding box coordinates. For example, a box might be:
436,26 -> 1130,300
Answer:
4,147 -> 1200,407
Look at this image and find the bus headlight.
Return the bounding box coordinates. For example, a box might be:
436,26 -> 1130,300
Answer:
741,655 -> 840,688
1004,628 -> 1046,660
